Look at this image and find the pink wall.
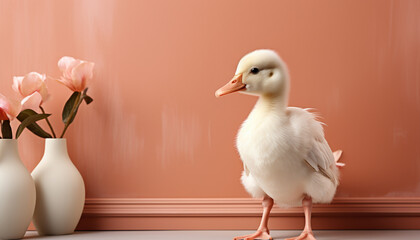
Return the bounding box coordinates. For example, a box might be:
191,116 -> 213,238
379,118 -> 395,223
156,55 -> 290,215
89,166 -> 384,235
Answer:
0,0 -> 419,202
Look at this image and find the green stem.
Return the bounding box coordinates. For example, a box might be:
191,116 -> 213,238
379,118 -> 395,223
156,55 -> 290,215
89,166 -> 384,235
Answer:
60,122 -> 70,138
40,106 -> 57,138
60,92 -> 84,138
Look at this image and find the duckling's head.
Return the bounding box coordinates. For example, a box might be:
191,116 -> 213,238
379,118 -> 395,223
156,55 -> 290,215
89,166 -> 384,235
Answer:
215,49 -> 289,98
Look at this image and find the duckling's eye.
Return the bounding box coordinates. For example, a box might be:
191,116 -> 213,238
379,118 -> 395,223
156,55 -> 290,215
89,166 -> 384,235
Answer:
250,67 -> 260,74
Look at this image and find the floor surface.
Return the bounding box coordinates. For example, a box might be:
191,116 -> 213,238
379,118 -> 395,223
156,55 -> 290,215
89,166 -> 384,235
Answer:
24,230 -> 420,239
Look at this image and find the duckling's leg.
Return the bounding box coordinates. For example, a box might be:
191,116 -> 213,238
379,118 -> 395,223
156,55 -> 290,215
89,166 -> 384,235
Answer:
233,196 -> 273,240
285,195 -> 316,240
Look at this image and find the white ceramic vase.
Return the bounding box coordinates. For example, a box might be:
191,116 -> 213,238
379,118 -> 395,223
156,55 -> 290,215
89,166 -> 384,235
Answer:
0,139 -> 36,240
32,138 -> 85,236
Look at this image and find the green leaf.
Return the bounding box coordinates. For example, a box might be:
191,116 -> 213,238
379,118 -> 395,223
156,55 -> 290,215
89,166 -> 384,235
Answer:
83,95 -> 93,105
16,113 -> 51,139
17,109 -> 52,138
62,92 -> 82,125
1,120 -> 12,139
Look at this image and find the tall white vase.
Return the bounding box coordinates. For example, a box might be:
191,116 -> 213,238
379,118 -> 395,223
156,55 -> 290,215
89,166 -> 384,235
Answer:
0,139 -> 36,240
32,138 -> 85,236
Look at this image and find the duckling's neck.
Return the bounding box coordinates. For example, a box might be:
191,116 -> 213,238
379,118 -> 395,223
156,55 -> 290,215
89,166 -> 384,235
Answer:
253,94 -> 288,116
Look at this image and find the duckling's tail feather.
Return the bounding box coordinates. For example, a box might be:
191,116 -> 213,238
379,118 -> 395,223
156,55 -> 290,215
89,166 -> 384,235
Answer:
333,150 -> 345,168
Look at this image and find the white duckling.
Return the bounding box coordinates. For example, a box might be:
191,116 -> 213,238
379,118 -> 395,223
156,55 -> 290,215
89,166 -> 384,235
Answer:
215,49 -> 343,240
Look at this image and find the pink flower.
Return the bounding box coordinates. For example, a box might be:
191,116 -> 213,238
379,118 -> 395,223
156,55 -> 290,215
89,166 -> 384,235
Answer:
57,56 -> 94,92
0,94 -> 21,120
12,72 -> 49,111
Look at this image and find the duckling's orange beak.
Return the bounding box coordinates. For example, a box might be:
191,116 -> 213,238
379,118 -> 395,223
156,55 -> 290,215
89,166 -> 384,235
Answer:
215,74 -> 245,97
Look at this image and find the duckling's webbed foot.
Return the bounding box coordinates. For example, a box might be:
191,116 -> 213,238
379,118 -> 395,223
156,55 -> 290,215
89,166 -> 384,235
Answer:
233,196 -> 273,240
233,229 -> 272,240
285,231 -> 316,240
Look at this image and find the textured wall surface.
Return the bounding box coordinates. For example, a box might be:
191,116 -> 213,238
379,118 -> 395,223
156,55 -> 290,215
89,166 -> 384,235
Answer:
0,0 -> 419,201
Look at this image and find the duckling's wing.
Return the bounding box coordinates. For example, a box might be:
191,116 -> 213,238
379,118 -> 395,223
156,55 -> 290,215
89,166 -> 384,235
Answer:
305,136 -> 335,172
295,109 -> 335,173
